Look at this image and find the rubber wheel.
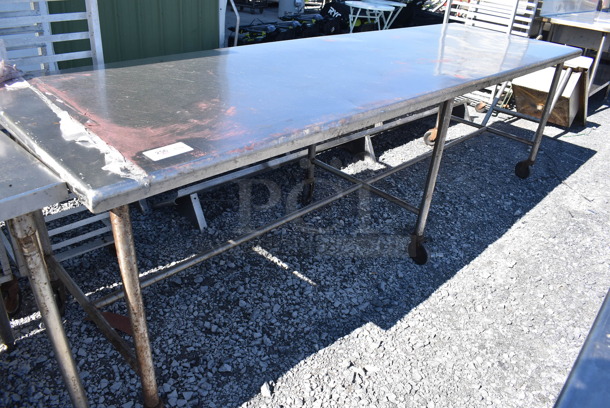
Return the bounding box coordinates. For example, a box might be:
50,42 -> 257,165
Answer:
408,241 -> 428,265
423,128 -> 437,146
475,101 -> 487,113
515,161 -> 531,179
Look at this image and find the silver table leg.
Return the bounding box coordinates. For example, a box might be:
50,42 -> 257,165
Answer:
409,99 -> 454,265
515,63 -> 565,179
588,32 -> 608,95
109,205 -> 162,408
9,212 -> 88,408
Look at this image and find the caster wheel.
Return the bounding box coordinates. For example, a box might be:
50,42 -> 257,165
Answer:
423,128 -> 437,146
515,161 -> 531,179
408,240 -> 428,265
475,101 -> 487,113
1,278 -> 22,317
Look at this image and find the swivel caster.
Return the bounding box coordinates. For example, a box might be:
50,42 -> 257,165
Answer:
515,160 -> 531,179
423,128 -> 437,146
408,239 -> 428,265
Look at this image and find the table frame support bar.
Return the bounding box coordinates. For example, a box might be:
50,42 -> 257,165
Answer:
311,158 -> 420,214
46,256 -> 139,370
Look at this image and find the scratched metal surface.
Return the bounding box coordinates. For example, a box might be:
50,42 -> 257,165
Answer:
0,24 -> 580,213
544,11 -> 610,32
0,134 -> 68,221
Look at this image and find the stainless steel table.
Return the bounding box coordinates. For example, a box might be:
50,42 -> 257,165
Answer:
542,10 -> 610,96
0,24 -> 580,406
0,134 -> 87,406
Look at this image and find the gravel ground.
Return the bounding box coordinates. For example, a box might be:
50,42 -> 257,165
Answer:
1,90 -> 609,408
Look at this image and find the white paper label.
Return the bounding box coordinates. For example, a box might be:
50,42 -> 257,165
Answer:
143,142 -> 193,161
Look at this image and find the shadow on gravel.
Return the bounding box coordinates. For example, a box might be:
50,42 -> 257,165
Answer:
542,91 -> 610,139
0,103 -> 599,407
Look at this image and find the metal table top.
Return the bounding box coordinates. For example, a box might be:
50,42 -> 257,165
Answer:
0,134 -> 68,221
542,11 -> 610,32
0,24 -> 580,214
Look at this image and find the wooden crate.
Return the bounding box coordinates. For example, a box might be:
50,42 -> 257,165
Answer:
512,57 -> 592,127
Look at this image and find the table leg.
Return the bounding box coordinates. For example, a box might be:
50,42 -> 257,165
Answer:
376,10 -> 383,30
409,99 -> 454,265
515,63 -> 564,179
9,212 -> 88,408
302,145 -> 317,204
589,32 -> 608,95
109,205 -> 162,408
349,6 -> 362,33
386,6 -> 404,29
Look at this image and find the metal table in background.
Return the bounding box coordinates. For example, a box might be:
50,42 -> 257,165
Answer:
542,10 -> 610,96
0,24 -> 580,407
362,0 -> 408,29
345,0 -> 394,32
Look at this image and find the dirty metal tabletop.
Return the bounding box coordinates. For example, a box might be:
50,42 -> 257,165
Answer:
0,133 -> 68,221
0,24 -> 581,214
